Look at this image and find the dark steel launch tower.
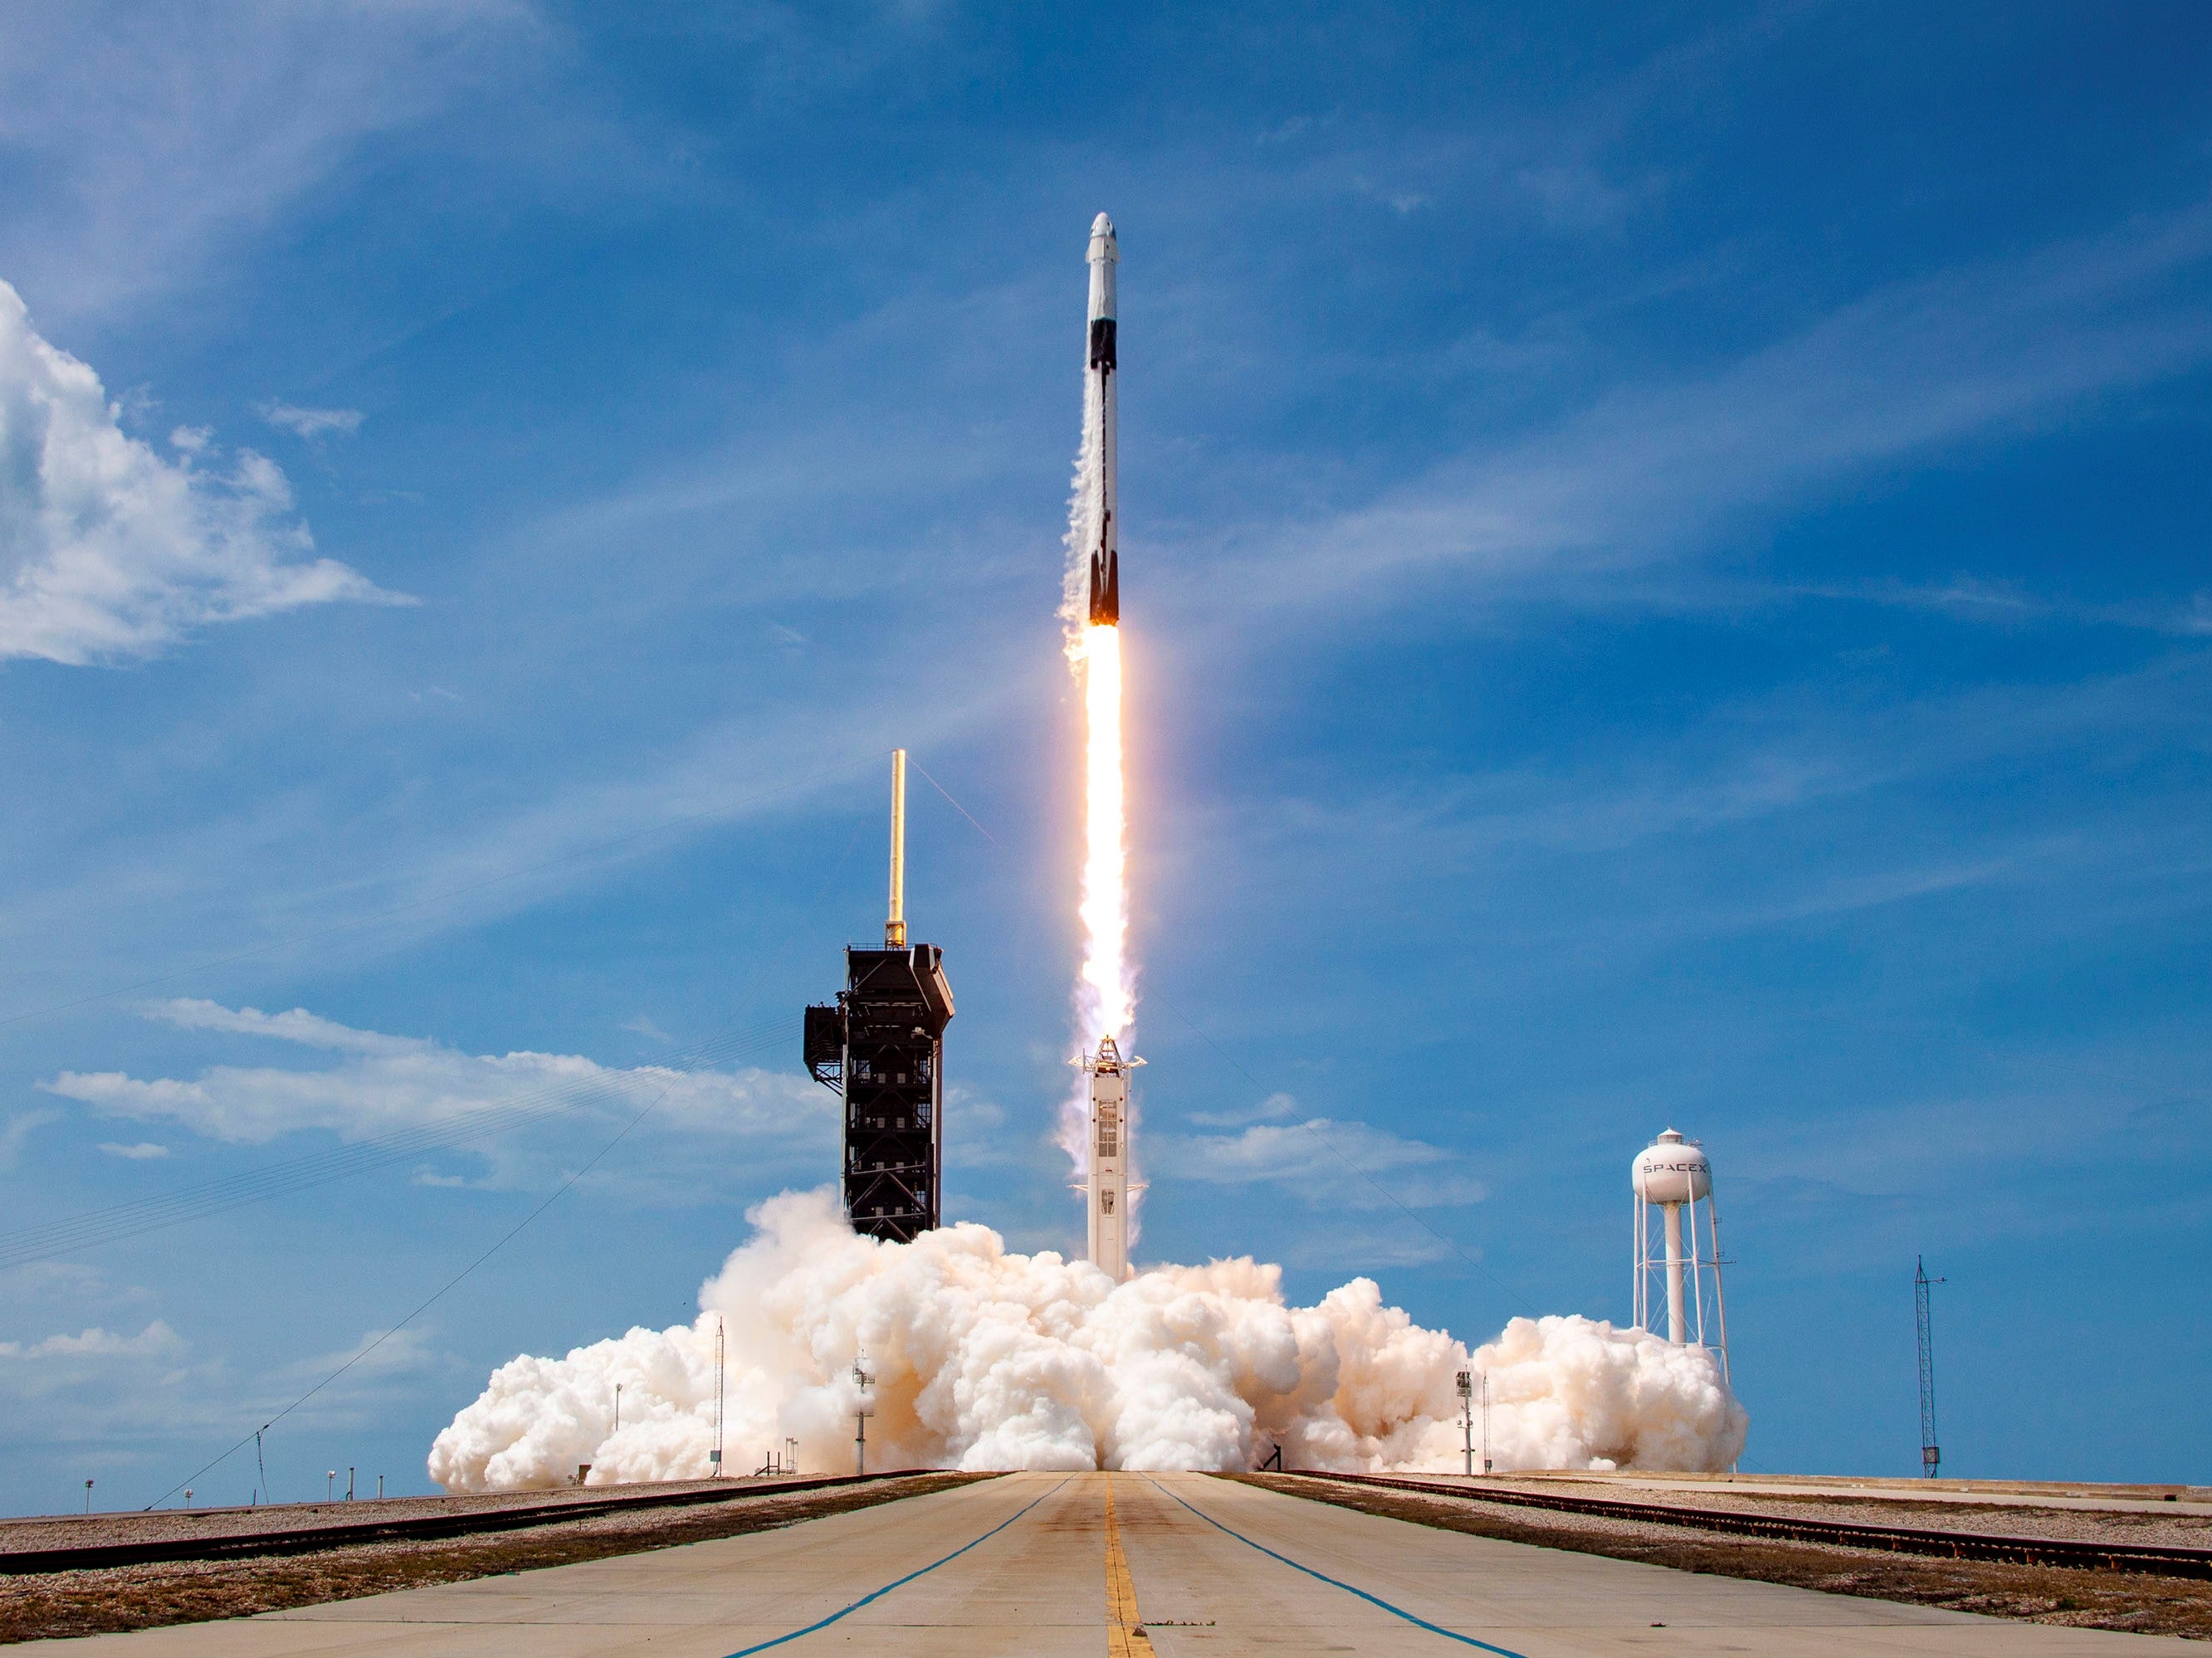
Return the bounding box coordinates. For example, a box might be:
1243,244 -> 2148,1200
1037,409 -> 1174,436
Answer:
803,752 -> 955,1241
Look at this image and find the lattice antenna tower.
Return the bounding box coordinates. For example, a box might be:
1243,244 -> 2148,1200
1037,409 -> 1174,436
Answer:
1916,1256 -> 1945,1478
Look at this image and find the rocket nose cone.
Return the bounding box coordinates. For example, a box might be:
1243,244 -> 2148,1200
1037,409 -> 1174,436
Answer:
1091,212 -> 1114,236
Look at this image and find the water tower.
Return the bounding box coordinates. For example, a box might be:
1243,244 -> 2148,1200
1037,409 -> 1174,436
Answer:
1632,1129 -> 1731,1378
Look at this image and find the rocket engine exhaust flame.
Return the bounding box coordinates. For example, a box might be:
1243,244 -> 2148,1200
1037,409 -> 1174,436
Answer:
1063,212 -> 1136,1246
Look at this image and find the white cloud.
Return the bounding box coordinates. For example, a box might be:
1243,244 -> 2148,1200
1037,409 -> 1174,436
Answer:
0,1109 -> 56,1170
1186,1090 -> 1300,1129
1194,203 -> 2212,623
258,402 -> 364,441
283,1324 -> 439,1382
0,1320 -> 182,1361
43,998 -> 828,1151
0,281 -> 409,664
0,1 -> 540,319
1150,1116 -> 1487,1209
96,1141 -> 169,1159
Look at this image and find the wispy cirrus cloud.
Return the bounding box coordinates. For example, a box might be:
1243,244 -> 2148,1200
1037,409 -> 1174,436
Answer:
1151,1114 -> 1486,1210
0,1321 -> 181,1362
1194,202 -> 2212,621
42,999 -> 826,1167
0,0 -> 540,319
257,402 -> 364,441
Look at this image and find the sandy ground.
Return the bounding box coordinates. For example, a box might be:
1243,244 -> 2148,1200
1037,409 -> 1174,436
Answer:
1408,1475 -> 2212,1550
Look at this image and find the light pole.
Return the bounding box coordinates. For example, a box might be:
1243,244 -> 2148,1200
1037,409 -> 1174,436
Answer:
852,1357 -> 874,1476
710,1318 -> 725,1478
325,1470 -> 335,1501
346,1467 -> 355,1502
1456,1370 -> 1473,1477
614,1383 -> 623,1434
83,1480 -> 93,1514
183,1490 -> 193,1509
1482,1371 -> 1493,1475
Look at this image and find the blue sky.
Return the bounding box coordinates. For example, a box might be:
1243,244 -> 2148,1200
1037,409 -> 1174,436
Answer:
0,1 -> 2208,1511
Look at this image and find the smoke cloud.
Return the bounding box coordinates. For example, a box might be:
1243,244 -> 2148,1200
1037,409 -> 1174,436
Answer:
429,1189 -> 1746,1489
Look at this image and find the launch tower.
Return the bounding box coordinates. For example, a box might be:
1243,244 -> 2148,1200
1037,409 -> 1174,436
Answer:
805,751 -> 955,1241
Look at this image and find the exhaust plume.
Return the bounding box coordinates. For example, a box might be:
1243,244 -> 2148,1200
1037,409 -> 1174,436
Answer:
429,1188 -> 1747,1489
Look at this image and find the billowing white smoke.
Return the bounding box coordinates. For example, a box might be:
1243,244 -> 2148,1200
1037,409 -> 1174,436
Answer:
429,1189 -> 1746,1490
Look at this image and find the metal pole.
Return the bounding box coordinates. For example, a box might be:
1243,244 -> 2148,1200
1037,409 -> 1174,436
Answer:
84,1480 -> 92,1514
1663,1202 -> 1687,1343
1458,1370 -> 1472,1476
713,1317 -> 726,1477
886,750 -> 907,948
1916,1256 -> 1945,1478
614,1383 -> 622,1434
347,1467 -> 354,1501
1482,1373 -> 1492,1475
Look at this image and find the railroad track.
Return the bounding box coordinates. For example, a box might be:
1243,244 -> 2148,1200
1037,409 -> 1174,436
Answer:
1286,1470 -> 2212,1581
0,1470 -> 936,1575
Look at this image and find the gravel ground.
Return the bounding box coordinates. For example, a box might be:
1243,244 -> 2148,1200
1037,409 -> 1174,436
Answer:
1243,1474 -> 2212,1642
1426,1476 -> 2212,1551
0,1477 -> 797,1556
0,1472 -> 990,1646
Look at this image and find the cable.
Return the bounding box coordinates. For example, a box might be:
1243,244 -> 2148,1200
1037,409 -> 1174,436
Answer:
0,754 -> 876,1033
141,806 -> 876,1508
906,758 -> 1001,848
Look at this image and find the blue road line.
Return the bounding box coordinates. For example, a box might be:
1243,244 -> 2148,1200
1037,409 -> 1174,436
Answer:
720,1477 -> 1067,1656
1146,1476 -> 1532,1657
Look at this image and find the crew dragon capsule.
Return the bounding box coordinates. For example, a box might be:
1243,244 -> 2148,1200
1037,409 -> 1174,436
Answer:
1085,212 -> 1120,627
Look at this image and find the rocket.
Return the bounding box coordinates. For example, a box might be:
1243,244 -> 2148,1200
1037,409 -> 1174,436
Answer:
1086,212 -> 1120,627
1084,1036 -> 1140,1280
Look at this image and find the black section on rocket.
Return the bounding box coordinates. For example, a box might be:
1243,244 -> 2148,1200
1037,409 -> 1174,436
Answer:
1088,529 -> 1119,627
1089,316 -> 1116,373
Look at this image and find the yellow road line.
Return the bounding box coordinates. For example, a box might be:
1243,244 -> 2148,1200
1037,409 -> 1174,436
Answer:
1104,1474 -> 1156,1656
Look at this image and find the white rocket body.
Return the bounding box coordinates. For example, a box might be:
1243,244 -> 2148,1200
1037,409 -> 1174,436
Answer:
1085,212 -> 1120,625
1085,1036 -> 1136,1280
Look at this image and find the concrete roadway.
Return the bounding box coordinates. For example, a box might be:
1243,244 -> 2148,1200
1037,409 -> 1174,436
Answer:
30,1471 -> 2197,1656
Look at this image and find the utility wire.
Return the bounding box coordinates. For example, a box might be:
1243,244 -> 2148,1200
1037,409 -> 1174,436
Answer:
0,1017 -> 793,1270
0,755 -> 875,1034
143,806 -> 876,1509
144,1063 -> 686,1510
906,758 -> 1000,848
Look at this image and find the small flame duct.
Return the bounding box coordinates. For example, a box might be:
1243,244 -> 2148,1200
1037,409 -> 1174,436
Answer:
1082,1036 -> 1143,1280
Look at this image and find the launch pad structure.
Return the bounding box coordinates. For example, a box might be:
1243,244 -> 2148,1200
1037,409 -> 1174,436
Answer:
805,751 -> 955,1242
